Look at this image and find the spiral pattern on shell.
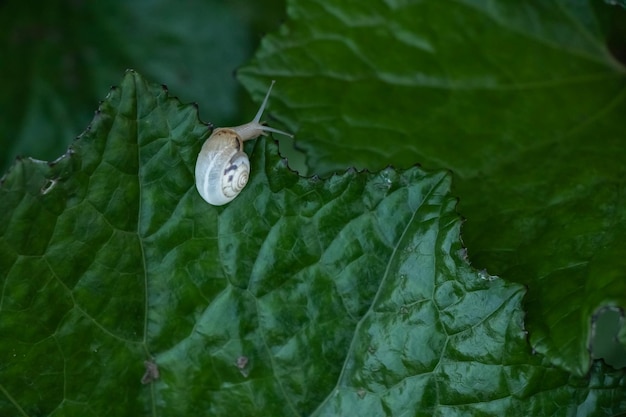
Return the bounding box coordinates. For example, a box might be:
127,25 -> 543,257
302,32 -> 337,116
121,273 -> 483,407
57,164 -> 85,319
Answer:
221,153 -> 250,200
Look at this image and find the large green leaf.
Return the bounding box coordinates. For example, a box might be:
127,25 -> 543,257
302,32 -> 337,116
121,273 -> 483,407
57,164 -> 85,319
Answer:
1,71 -> 625,416
238,0 -> 626,376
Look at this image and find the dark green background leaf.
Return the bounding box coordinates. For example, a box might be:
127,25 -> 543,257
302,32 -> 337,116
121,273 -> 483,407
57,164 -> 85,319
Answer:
606,0 -> 626,9
238,0 -> 626,376
0,0 -> 303,174
2,71 -> 624,416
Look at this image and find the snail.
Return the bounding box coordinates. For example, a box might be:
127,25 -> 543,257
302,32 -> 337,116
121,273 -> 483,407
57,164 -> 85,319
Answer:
194,81 -> 292,206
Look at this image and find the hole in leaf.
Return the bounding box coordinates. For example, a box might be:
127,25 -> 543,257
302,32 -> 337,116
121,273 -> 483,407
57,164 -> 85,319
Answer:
590,306 -> 626,369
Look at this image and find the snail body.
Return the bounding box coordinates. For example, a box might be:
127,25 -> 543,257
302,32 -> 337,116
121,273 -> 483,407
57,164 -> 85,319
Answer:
194,81 -> 292,206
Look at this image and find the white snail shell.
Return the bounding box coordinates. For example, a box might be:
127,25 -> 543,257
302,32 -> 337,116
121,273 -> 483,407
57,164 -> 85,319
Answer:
195,81 -> 292,206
